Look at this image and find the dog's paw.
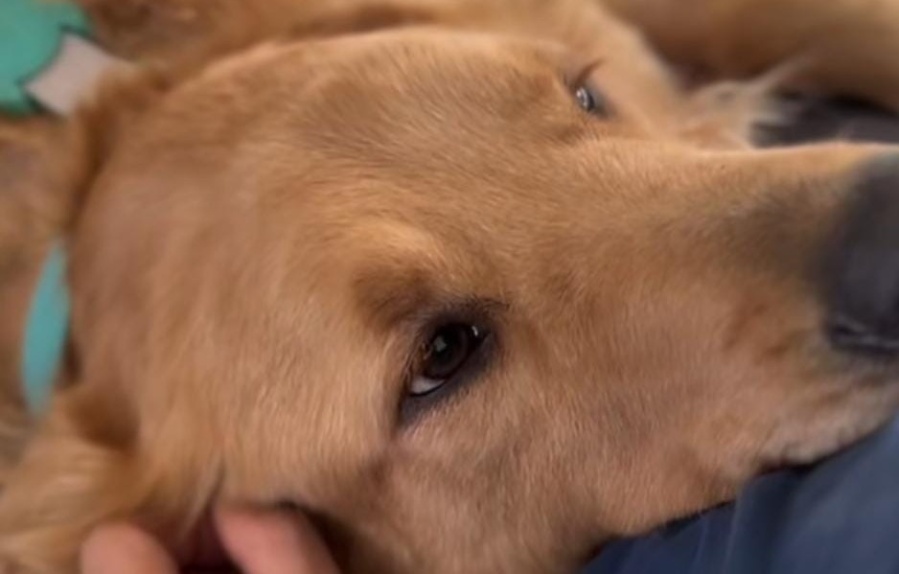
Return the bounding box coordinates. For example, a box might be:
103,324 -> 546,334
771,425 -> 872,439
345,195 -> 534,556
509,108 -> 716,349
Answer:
677,58 -> 807,149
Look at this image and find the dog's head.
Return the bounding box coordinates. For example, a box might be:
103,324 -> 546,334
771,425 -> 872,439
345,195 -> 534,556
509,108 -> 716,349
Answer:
3,24 -> 899,574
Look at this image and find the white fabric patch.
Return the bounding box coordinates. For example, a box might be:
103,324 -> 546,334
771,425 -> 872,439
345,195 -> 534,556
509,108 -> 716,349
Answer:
25,33 -> 124,115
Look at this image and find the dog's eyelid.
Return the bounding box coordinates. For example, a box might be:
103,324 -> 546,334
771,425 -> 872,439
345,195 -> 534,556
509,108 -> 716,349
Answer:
397,296 -> 508,333
562,59 -> 613,117
566,58 -> 605,91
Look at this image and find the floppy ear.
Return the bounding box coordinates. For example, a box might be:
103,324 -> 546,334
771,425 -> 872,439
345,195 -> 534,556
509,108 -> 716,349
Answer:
0,149 -> 218,573
0,108 -> 126,573
0,6 -> 290,566
0,118 -> 87,482
0,65 -> 209,573
0,47 -> 183,422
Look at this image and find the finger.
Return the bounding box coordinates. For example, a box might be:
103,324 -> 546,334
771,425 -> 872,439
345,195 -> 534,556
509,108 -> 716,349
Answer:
216,506 -> 340,574
80,522 -> 178,574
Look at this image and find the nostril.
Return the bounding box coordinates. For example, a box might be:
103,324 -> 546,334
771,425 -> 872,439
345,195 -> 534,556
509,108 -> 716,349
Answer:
826,314 -> 899,356
823,156 -> 899,356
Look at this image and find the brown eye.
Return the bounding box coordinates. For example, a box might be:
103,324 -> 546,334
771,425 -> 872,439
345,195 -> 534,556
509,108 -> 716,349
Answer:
409,324 -> 485,397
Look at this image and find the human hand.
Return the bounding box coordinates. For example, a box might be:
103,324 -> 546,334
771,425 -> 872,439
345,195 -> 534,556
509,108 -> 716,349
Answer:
81,505 -> 340,574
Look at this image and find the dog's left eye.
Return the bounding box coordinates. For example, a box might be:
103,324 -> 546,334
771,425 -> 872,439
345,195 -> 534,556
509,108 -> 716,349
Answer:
409,323 -> 487,397
574,85 -> 607,116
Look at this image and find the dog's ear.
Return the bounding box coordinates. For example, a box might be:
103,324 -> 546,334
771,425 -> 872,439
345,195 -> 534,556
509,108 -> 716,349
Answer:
0,116 -> 117,574
0,119 -> 78,265
0,68 -> 194,573
0,118 -> 88,482
0,66 -> 170,410
0,65 -> 171,264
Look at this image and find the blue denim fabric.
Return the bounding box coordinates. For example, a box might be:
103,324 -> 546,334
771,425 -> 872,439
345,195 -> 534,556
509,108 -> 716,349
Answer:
583,416 -> 899,574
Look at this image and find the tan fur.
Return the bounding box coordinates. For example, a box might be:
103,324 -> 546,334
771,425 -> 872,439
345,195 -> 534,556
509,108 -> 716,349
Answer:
1,1 -> 899,573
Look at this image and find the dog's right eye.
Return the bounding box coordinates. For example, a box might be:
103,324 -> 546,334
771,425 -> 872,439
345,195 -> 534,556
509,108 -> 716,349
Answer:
409,324 -> 486,397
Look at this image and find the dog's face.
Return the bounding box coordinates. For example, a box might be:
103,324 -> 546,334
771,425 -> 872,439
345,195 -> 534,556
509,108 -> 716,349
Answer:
32,28 -> 899,573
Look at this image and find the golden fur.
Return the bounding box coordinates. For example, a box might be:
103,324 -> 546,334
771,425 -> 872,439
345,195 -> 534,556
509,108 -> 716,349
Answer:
2,0 -> 899,572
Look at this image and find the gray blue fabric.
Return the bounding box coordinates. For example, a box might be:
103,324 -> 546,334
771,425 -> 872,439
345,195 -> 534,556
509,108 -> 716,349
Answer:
582,415 -> 899,574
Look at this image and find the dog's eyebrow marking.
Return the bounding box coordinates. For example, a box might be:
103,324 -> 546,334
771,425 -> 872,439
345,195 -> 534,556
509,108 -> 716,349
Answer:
353,258 -> 507,335
346,220 -> 447,327
354,266 -> 436,329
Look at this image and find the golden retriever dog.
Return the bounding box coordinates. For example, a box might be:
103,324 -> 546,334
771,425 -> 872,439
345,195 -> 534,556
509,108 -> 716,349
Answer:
3,0 -> 899,572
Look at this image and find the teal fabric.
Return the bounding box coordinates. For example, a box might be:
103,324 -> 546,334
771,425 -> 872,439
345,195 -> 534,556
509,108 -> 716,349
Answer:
0,0 -> 91,114
21,244 -> 70,413
2,1 -> 83,410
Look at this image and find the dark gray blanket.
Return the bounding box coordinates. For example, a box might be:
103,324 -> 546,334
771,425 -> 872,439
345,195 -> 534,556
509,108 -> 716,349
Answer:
766,97 -> 899,145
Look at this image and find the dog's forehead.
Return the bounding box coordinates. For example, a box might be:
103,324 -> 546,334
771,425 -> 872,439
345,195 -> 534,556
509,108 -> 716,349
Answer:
82,27 -> 608,351
163,28 -> 577,151
226,27 -> 568,90
109,27 -> 595,238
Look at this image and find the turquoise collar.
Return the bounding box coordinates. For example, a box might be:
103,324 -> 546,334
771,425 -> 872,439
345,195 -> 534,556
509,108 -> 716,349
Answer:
21,243 -> 70,413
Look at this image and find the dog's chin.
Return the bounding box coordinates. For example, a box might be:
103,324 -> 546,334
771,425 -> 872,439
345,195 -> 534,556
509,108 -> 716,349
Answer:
759,374 -> 899,471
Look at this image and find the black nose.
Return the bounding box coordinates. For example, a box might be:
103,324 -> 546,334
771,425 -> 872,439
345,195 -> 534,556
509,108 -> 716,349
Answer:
824,158 -> 899,356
